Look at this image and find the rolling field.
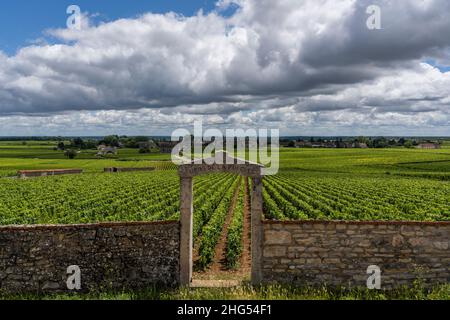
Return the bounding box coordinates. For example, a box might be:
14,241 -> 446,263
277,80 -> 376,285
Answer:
0,141 -> 174,177
0,142 -> 448,224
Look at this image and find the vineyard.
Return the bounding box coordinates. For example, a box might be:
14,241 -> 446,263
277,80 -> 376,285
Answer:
0,147 -> 449,225
0,142 -> 449,273
0,171 -> 179,225
197,176 -> 241,269
263,173 -> 450,221
0,168 -> 247,270
0,158 -> 176,178
226,179 -> 246,269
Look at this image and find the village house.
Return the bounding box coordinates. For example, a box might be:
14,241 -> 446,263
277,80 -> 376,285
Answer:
416,143 -> 441,150
292,140 -> 369,149
294,141 -> 312,148
353,142 -> 369,148
96,144 -> 118,156
138,140 -> 156,149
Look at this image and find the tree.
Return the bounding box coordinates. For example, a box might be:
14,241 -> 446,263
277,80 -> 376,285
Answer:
101,135 -> 120,147
139,147 -> 150,154
82,140 -> 97,149
357,136 -> 369,144
57,141 -> 65,150
372,137 -> 387,148
64,149 -> 77,159
72,137 -> 84,148
404,140 -> 413,149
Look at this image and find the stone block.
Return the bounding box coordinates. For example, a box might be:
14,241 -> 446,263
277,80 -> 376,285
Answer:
265,230 -> 292,245
392,234 -> 405,247
264,246 -> 287,258
433,241 -> 449,250
408,237 -> 428,247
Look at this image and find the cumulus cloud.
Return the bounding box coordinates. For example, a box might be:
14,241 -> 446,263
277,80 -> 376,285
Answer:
1,0 -> 450,135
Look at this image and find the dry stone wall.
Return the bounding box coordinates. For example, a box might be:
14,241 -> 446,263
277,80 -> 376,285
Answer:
262,220 -> 450,288
0,221 -> 180,294
104,167 -> 155,173
18,169 -> 83,178
2,215 -> 448,293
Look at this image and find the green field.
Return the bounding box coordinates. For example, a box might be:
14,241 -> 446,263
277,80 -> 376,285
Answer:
0,141 -> 449,226
0,141 -> 173,177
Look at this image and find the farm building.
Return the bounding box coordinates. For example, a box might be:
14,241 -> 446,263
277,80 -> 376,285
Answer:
97,145 -> 118,156
416,143 -> 441,149
294,141 -> 336,148
294,141 -> 311,148
353,142 -> 368,148
138,140 -> 157,150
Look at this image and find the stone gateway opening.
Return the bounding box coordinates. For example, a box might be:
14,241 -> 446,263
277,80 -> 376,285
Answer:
177,151 -> 264,286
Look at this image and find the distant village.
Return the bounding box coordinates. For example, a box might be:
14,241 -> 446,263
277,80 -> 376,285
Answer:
66,136 -> 442,157
280,137 -> 442,149
52,136 -> 180,158
2,136 -> 443,160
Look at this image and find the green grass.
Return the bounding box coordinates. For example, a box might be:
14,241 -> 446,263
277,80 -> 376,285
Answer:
1,283 -> 448,300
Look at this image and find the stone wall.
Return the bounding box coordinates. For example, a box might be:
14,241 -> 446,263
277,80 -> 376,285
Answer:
262,220 -> 450,288
18,169 -> 83,179
0,221 -> 180,294
104,167 -> 155,173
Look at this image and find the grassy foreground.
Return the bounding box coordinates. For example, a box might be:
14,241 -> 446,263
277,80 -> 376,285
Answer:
1,283 -> 449,300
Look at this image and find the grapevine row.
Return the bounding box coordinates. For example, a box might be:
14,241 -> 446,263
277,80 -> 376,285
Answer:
225,177 -> 246,269
197,176 -> 240,269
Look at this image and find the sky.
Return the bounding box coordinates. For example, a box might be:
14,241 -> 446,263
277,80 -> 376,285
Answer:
0,1 -> 219,55
0,0 -> 449,136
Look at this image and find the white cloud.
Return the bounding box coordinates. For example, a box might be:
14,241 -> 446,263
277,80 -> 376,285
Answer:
1,0 -> 450,135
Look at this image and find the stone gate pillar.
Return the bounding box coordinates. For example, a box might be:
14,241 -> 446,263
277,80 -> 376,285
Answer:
251,176 -> 263,285
180,176 -> 193,286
